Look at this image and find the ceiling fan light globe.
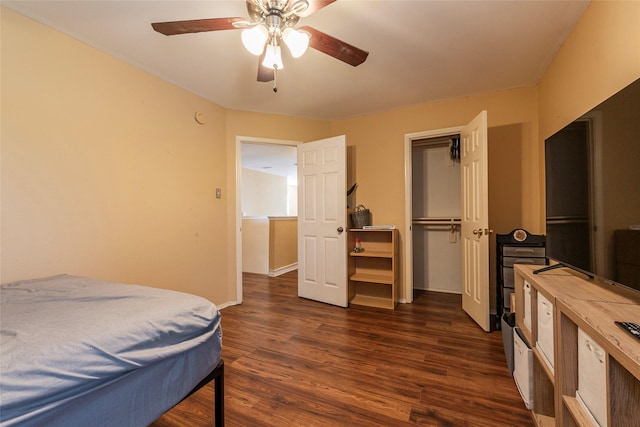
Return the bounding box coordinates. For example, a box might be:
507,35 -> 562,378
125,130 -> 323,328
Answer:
262,44 -> 284,70
282,27 -> 310,58
241,25 -> 268,55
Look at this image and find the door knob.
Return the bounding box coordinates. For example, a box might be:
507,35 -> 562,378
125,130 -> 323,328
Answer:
337,227 -> 344,233
473,228 -> 484,235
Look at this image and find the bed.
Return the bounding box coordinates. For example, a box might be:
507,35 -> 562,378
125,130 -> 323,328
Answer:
0,274 -> 224,426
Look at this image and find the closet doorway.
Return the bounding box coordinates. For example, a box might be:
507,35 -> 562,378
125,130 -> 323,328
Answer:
405,112 -> 491,332
411,134 -> 462,294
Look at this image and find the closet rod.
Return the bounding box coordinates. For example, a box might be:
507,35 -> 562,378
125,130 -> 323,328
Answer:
412,218 -> 461,225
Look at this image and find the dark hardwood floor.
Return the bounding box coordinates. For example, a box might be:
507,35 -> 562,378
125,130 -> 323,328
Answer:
152,271 -> 534,426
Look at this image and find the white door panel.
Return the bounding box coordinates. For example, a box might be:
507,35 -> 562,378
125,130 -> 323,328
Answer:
298,136 -> 347,307
461,111 -> 490,331
302,235 -> 318,283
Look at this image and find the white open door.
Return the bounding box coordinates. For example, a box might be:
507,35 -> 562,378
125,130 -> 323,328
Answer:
297,136 -> 348,307
460,111 -> 491,332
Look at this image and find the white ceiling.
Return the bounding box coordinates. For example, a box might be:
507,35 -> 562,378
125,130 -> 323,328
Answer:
241,142 -> 298,183
5,0 -> 590,122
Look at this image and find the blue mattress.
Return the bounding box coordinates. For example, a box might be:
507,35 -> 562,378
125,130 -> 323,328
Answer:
0,275 -> 222,426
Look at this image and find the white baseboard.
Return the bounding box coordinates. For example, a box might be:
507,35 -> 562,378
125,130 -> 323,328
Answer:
268,263 -> 298,277
217,301 -> 240,310
414,286 -> 462,295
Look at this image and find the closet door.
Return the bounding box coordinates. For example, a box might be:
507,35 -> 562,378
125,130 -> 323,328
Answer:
461,111 -> 491,332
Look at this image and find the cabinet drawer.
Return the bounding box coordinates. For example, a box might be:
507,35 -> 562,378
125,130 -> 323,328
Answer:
503,246 -> 545,258
503,256 -> 546,267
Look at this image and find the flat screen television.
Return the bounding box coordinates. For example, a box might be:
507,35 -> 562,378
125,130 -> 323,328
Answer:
543,77 -> 640,292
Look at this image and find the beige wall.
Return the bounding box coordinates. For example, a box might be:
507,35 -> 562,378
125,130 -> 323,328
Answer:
538,1 -> 640,140
537,0 -> 640,231
331,87 -> 539,302
1,8 -> 230,303
332,87 -> 540,229
241,216 -> 297,275
1,8 -> 331,305
330,0 -> 640,303
3,2 -> 639,307
241,168 -> 288,216
241,217 -> 269,274
269,217 -> 297,272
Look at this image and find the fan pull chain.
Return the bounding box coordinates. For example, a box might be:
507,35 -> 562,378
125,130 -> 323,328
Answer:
273,65 -> 278,93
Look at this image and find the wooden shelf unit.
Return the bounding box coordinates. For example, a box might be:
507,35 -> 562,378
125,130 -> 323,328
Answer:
514,264 -> 640,427
348,229 -> 398,309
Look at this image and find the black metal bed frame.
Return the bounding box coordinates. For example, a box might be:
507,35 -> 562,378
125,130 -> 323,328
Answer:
179,359 -> 225,426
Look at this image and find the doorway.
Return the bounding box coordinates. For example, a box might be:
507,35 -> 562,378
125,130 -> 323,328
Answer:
403,111 -> 491,332
235,136 -> 301,304
403,126 -> 463,303
411,135 -> 462,294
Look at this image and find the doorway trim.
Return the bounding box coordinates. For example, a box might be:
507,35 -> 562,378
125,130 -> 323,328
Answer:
235,136 -> 302,304
403,126 -> 463,304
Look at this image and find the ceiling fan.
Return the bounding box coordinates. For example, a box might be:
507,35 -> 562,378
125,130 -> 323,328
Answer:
151,0 -> 369,90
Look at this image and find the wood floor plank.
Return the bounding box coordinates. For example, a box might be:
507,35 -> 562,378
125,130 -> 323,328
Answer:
152,271 -> 534,426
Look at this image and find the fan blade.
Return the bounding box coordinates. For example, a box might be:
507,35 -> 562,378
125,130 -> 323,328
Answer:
299,26 -> 368,67
298,0 -> 337,17
257,53 -> 274,82
151,18 -> 245,35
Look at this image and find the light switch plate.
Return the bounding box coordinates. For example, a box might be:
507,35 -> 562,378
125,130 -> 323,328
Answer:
216,188 -> 221,199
